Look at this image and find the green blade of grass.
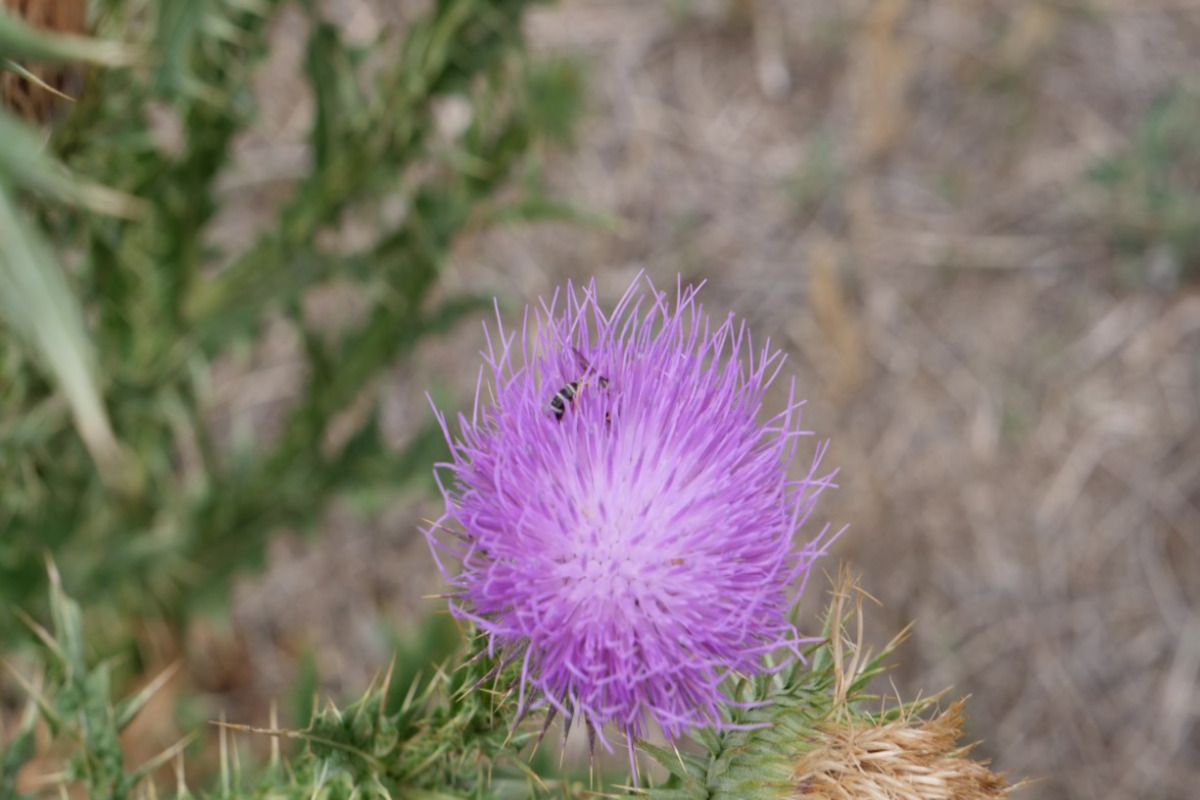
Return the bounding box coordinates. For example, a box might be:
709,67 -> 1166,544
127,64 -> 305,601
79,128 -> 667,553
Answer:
0,182 -> 140,493
0,109 -> 145,218
0,6 -> 137,66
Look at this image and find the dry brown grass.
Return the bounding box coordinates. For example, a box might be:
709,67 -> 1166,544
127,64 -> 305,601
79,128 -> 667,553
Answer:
224,2 -> 1200,799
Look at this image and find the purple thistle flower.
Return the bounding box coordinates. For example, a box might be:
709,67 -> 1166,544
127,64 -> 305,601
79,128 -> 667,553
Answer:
425,274 -> 835,751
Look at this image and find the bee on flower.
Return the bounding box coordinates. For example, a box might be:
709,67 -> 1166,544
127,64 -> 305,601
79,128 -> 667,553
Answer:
424,274 -> 836,762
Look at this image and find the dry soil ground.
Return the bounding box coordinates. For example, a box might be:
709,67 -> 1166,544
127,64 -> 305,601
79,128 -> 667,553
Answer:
226,2 -> 1200,799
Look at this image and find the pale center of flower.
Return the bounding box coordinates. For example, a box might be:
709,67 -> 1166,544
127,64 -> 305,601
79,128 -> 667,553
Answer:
574,539 -> 638,597
545,506 -> 683,623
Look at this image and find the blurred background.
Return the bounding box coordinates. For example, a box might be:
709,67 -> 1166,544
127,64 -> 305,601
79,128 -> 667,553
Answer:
2,1 -> 1198,799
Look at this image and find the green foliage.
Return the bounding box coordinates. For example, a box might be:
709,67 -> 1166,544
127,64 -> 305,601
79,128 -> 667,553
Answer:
0,0 -> 575,646
0,5 -> 134,66
523,56 -> 587,148
1089,85 -> 1200,287
0,571 -> 579,799
1,569 -> 926,798
1,566 -> 156,798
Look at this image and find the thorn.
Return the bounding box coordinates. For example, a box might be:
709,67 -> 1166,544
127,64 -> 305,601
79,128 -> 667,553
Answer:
588,724 -> 596,788
43,552 -> 60,588
672,739 -> 685,772
132,731 -> 199,784
12,607 -> 62,661
378,652 -> 397,730
457,648 -> 517,699
559,712 -> 572,770
208,719 -> 299,738
23,769 -> 68,790
360,670 -> 380,702
174,751 -> 188,799
219,709 -> 229,794
310,760 -> 330,800
231,717 -> 243,786
529,705 -> 558,761
420,517 -> 466,540
118,661 -> 182,730
268,702 -> 281,772
380,652 -> 397,701
508,753 -> 550,793
1,662 -> 59,727
400,669 -> 423,711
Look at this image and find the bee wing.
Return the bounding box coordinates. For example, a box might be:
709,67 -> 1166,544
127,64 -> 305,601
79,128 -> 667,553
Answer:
570,346 -> 595,378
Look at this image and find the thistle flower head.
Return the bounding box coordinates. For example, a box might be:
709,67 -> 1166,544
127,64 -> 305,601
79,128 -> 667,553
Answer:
426,274 -> 834,748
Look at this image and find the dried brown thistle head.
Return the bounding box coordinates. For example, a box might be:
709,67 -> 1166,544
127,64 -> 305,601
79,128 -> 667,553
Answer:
790,566 -> 1019,800
1,0 -> 88,124
793,699 -> 1015,800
